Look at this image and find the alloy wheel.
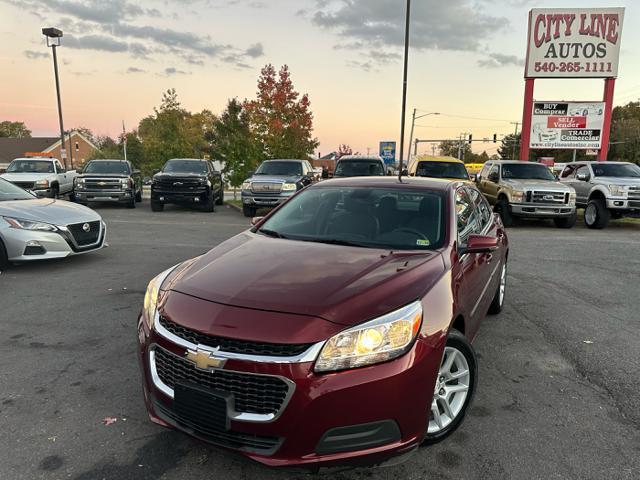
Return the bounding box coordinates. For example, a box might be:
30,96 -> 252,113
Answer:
428,346 -> 470,434
585,203 -> 597,225
499,263 -> 507,306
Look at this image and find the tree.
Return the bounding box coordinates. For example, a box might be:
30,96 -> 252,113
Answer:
206,98 -> 262,188
71,126 -> 96,144
87,135 -> 122,160
244,64 -> 319,159
336,144 -> 352,159
608,101 -> 640,163
438,140 -> 471,159
0,121 -> 31,138
498,133 -> 520,160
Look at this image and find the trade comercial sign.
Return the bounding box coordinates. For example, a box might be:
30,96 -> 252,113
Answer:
530,102 -> 605,149
525,8 -> 624,78
379,141 -> 396,165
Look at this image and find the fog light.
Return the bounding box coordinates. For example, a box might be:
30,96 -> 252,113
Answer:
243,198 -> 251,204
194,197 -> 200,202
614,201 -> 623,206
159,196 -> 165,201
24,241 -> 45,255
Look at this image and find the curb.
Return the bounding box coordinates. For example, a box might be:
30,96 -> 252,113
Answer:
226,202 -> 243,213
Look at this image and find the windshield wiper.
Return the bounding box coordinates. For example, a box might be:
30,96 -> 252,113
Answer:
259,228 -> 288,239
302,238 -> 374,248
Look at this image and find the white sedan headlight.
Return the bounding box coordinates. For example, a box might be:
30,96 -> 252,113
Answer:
282,182 -> 297,191
314,301 -> 423,373
609,184 -> 627,197
3,217 -> 58,232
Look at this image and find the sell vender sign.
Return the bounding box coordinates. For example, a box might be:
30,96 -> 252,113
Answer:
530,102 -> 605,149
525,8 -> 624,78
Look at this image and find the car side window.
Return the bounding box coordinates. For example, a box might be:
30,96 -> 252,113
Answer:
575,165 -> 590,179
468,188 -> 492,231
55,161 -> 65,173
456,188 -> 481,244
560,164 -> 576,179
479,163 -> 491,180
488,165 -> 499,181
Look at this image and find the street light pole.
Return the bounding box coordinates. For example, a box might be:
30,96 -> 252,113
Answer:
398,0 -> 411,179
407,110 -> 439,167
42,27 -> 69,169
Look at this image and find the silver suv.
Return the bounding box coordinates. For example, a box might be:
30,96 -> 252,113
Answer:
559,161 -> 640,229
476,160 -> 576,228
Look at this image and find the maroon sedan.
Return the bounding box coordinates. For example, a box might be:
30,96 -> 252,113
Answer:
137,176 -> 508,469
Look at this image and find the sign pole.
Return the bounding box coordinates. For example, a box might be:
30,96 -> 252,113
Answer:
598,78 -> 616,162
519,78 -> 535,161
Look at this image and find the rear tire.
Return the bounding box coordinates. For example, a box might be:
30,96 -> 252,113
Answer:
243,205 -> 256,218
135,188 -> 142,203
422,329 -> 477,446
0,238 -> 9,270
126,195 -> 136,209
553,213 -> 576,229
216,188 -> 224,205
584,199 -> 610,229
151,201 -> 164,212
495,198 -> 513,227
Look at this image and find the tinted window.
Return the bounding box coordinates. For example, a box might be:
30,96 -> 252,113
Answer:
84,161 -> 131,174
488,165 -> 499,180
479,163 -> 491,179
456,188 -> 481,243
592,163 -> 640,178
7,160 -> 54,173
468,188 -> 492,229
560,164 -> 579,178
501,163 -> 555,180
255,161 -> 303,176
259,186 -> 446,250
574,165 -> 590,179
334,160 -> 385,177
163,160 -> 207,174
415,161 -> 469,180
0,177 -> 34,201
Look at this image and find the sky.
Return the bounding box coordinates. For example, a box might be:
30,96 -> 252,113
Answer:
0,0 -> 639,157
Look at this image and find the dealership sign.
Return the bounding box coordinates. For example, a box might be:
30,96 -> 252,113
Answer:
525,8 -> 624,78
530,102 -> 605,149
379,141 -> 396,165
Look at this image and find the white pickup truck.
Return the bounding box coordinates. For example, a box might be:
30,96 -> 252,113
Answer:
0,157 -> 77,198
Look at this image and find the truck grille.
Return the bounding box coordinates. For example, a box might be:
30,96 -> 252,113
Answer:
85,179 -> 122,190
12,181 -> 35,190
530,190 -> 567,204
159,317 -> 312,357
67,221 -> 101,246
628,187 -> 640,201
153,346 -> 291,416
251,182 -> 282,193
155,178 -> 203,190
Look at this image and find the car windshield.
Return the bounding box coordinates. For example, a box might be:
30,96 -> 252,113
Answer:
7,160 -> 54,173
163,160 -> 207,174
334,160 -> 385,177
501,163 -> 555,181
258,186 -> 445,250
255,161 -> 302,176
0,178 -> 34,201
415,162 -> 469,180
592,163 -> 640,178
83,161 -> 130,174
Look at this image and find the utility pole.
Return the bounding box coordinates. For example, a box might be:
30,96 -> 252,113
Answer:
67,131 -> 74,168
431,143 -> 436,156
510,122 -> 520,160
407,109 -> 439,169
398,0 -> 411,179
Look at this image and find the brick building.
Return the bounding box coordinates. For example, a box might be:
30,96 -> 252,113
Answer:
0,131 -> 98,172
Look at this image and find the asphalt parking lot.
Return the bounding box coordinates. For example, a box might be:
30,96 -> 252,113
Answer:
1,201 -> 639,480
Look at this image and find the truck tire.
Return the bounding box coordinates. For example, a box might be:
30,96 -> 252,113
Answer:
151,201 -> 164,212
495,198 -> 514,227
202,193 -> 215,212
126,194 -> 136,209
554,213 -> 576,229
51,185 -> 60,199
135,187 -> 142,203
216,189 -> 224,205
584,199 -> 610,229
0,239 -> 9,271
243,205 -> 256,218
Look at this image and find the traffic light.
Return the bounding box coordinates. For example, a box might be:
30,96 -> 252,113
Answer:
493,133 -> 497,143
468,134 -> 473,144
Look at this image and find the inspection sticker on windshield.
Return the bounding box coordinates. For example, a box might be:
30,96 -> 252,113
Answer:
416,239 -> 430,246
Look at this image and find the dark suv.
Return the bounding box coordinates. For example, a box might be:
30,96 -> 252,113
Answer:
333,155 -> 387,177
73,159 -> 142,208
151,159 -> 223,212
241,159 -> 317,217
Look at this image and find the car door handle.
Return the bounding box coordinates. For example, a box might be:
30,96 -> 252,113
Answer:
480,253 -> 493,264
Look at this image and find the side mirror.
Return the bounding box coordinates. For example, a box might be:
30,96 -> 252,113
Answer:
462,234 -> 499,254
469,173 -> 478,182
251,216 -> 264,226
576,173 -> 589,181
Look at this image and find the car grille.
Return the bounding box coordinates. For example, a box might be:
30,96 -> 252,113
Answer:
67,221 -> 101,246
12,181 -> 35,190
628,187 -> 640,201
530,190 -> 567,204
155,178 -> 203,190
159,316 -> 312,357
85,179 -> 122,190
251,182 -> 282,193
153,346 -> 290,416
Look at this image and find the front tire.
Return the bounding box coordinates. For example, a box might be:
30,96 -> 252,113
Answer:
495,198 -> 513,227
422,329 -> 477,446
216,188 -> 224,205
135,188 -> 142,203
0,238 -> 9,270
243,205 -> 256,218
151,201 -> 164,212
584,199 -> 610,229
488,261 -> 507,314
553,212 -> 576,229
202,194 -> 215,212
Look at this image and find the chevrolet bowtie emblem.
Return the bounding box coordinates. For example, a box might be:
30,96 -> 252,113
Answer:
185,347 -> 226,370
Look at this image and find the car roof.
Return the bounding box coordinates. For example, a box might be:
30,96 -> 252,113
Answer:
89,159 -> 128,162
262,159 -> 305,162
12,157 -> 54,161
167,158 -> 207,161
416,157 -> 464,164
314,175 -> 462,192
338,155 -> 384,161
488,160 -> 547,165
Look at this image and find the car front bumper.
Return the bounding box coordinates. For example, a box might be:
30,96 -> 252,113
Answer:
241,191 -> 296,208
75,189 -> 133,203
605,198 -> 640,210
137,306 -> 444,468
151,189 -> 210,205
2,221 -> 107,262
510,203 -> 575,218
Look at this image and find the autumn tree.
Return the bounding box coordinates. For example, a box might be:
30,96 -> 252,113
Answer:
244,65 -> 319,159
206,98 -> 262,188
336,144 -> 352,159
0,121 -> 31,138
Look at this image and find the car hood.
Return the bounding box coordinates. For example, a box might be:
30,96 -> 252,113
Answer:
1,173 -> 54,182
502,178 -> 571,191
0,198 -> 101,225
593,176 -> 640,186
79,173 -> 130,179
168,232 -> 445,326
154,172 -> 206,179
248,175 -> 301,183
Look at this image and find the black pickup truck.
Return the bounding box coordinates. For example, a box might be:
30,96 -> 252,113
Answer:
73,159 -> 142,208
151,158 -> 223,212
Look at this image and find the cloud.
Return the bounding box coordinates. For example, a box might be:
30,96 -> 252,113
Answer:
24,50 -> 49,59
477,53 -> 524,68
244,43 -> 264,58
126,66 -> 146,73
164,67 -> 190,76
309,0 -> 510,65
63,35 -> 129,53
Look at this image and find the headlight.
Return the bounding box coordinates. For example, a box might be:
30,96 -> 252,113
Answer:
3,217 -> 58,232
282,182 -> 297,191
241,181 -> 251,191
143,265 -> 179,328
34,179 -> 49,188
121,178 -> 130,187
609,184 -> 627,197
314,301 -> 423,373
568,191 -> 576,204
511,190 -> 525,202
